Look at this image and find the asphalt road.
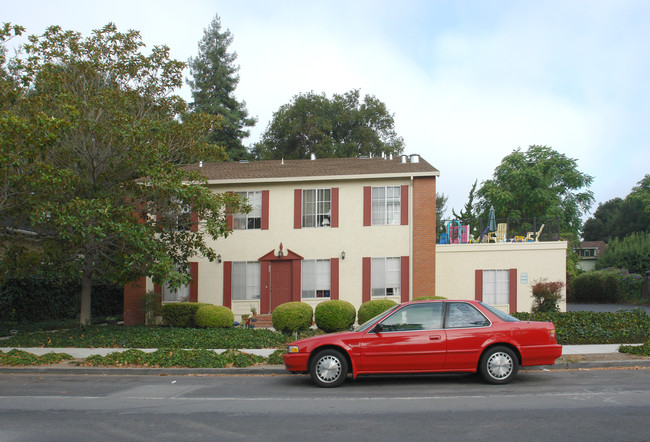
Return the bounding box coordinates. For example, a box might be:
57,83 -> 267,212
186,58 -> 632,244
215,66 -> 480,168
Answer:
0,368 -> 649,441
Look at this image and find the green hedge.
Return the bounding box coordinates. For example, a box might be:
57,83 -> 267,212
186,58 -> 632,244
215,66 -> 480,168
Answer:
161,303 -> 212,327
0,276 -> 122,322
357,299 -> 398,324
569,268 -> 648,304
272,302 -> 313,334
195,305 -> 235,328
314,300 -> 356,333
513,309 -> 649,344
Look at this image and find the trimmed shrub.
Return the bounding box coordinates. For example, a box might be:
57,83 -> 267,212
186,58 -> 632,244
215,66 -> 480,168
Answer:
357,299 -> 398,324
412,295 -> 447,301
194,305 -> 234,328
162,303 -> 211,327
596,232 -> 650,275
569,269 -> 620,303
272,302 -> 313,334
531,280 -> 564,313
314,300 -> 356,333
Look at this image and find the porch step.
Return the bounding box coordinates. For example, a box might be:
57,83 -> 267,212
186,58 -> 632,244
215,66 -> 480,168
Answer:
249,314 -> 273,329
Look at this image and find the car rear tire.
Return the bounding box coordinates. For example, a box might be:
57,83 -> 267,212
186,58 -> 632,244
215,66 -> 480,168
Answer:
310,349 -> 348,388
479,346 -> 518,384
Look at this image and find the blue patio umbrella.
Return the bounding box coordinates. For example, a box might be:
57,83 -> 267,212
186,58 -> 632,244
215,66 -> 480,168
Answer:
487,205 -> 497,232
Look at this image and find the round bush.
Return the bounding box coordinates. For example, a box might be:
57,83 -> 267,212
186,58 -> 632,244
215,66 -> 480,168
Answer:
412,295 -> 447,301
194,305 -> 235,328
569,270 -> 620,303
357,299 -> 398,325
272,302 -> 313,334
314,300 -> 356,333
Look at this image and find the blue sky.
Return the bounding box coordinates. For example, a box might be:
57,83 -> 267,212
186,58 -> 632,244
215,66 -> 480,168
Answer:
4,0 -> 649,220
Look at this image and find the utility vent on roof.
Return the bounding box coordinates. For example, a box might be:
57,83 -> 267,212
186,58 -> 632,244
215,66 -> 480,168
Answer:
401,155 -> 408,164
239,160 -> 249,163
310,153 -> 316,160
389,153 -> 393,160
410,154 -> 420,163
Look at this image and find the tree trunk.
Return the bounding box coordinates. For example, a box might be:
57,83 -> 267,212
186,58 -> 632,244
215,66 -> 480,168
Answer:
79,270 -> 93,326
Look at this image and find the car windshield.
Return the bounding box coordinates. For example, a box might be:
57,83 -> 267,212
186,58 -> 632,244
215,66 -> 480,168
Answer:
354,305 -> 401,332
480,302 -> 520,322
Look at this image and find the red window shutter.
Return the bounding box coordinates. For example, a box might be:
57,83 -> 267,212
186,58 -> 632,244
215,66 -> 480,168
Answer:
261,190 -> 269,230
475,270 -> 483,302
331,187 -> 339,228
189,262 -> 199,302
223,261 -> 232,308
400,185 -> 409,226
154,283 -> 162,295
226,191 -> 234,230
330,258 -> 339,300
362,257 -> 371,302
363,186 -> 371,226
509,268 -> 518,313
401,256 -> 410,302
294,189 -> 302,229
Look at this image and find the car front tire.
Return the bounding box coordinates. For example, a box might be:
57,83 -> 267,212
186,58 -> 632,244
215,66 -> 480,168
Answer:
310,349 -> 348,388
479,346 -> 519,384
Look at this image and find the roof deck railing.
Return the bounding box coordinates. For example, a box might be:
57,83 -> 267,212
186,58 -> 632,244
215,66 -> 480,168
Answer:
439,217 -> 562,244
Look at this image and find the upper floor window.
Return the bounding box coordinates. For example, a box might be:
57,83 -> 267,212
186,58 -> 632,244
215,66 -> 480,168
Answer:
233,191 -> 261,230
372,186 -> 401,225
371,257 -> 400,298
482,269 -> 510,305
301,259 -> 331,298
302,189 -> 331,228
232,261 -> 261,300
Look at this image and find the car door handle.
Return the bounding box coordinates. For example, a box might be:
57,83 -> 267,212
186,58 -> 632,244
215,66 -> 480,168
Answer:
429,335 -> 441,340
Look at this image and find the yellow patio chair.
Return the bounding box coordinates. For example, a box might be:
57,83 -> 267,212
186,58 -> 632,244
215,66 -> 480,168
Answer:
525,224 -> 545,242
488,223 -> 508,243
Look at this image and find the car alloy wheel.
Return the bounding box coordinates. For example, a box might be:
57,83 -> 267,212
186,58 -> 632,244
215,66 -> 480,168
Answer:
310,349 -> 348,387
480,346 -> 518,384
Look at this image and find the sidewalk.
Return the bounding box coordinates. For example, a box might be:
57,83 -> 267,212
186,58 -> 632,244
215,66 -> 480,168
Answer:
1,345 -> 649,375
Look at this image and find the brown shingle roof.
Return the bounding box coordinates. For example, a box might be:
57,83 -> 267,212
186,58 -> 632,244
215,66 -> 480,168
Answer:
184,156 -> 439,182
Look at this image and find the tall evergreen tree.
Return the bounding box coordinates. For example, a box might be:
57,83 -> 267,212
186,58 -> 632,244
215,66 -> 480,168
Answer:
188,14 -> 256,161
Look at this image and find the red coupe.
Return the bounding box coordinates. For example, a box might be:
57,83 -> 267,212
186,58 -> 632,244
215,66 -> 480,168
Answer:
283,300 -> 562,387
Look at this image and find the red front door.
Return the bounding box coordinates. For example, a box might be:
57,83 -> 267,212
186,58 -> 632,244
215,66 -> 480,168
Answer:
270,261 -> 292,311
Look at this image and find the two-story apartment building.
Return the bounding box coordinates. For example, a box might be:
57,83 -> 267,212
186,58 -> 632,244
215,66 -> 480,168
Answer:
124,154 -> 439,324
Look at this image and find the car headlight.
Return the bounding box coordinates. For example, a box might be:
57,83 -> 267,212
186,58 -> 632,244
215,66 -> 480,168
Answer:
286,345 -> 300,353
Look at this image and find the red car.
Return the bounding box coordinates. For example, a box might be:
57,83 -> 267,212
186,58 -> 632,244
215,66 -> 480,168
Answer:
283,300 -> 562,387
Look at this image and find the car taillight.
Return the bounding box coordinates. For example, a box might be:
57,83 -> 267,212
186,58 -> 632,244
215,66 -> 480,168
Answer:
549,328 -> 556,341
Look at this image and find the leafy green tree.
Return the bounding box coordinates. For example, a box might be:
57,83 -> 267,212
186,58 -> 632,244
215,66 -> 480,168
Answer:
1,23 -> 243,325
253,90 -> 404,160
583,175 -> 650,242
188,14 -> 256,161
436,192 -> 448,237
596,232 -> 650,275
477,145 -> 594,240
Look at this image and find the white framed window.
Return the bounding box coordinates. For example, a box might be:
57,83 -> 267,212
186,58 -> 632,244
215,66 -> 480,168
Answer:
371,257 -> 400,298
232,262 -> 261,300
302,189 -> 331,228
483,269 -> 510,305
162,283 -> 190,303
371,186 -> 400,225
301,259 -> 331,298
233,191 -> 261,230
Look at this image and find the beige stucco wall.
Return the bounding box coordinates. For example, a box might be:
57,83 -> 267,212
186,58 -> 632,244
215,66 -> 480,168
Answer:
435,241 -> 568,313
196,177 -> 413,317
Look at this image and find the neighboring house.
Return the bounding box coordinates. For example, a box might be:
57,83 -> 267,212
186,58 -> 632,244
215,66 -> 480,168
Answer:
123,155 -> 568,324
574,241 -> 607,271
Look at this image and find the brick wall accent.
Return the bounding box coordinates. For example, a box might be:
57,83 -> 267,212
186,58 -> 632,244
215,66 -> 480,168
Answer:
123,277 -> 146,325
412,176 -> 436,297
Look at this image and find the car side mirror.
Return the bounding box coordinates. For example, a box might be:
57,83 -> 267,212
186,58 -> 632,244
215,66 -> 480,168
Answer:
372,323 -> 383,333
